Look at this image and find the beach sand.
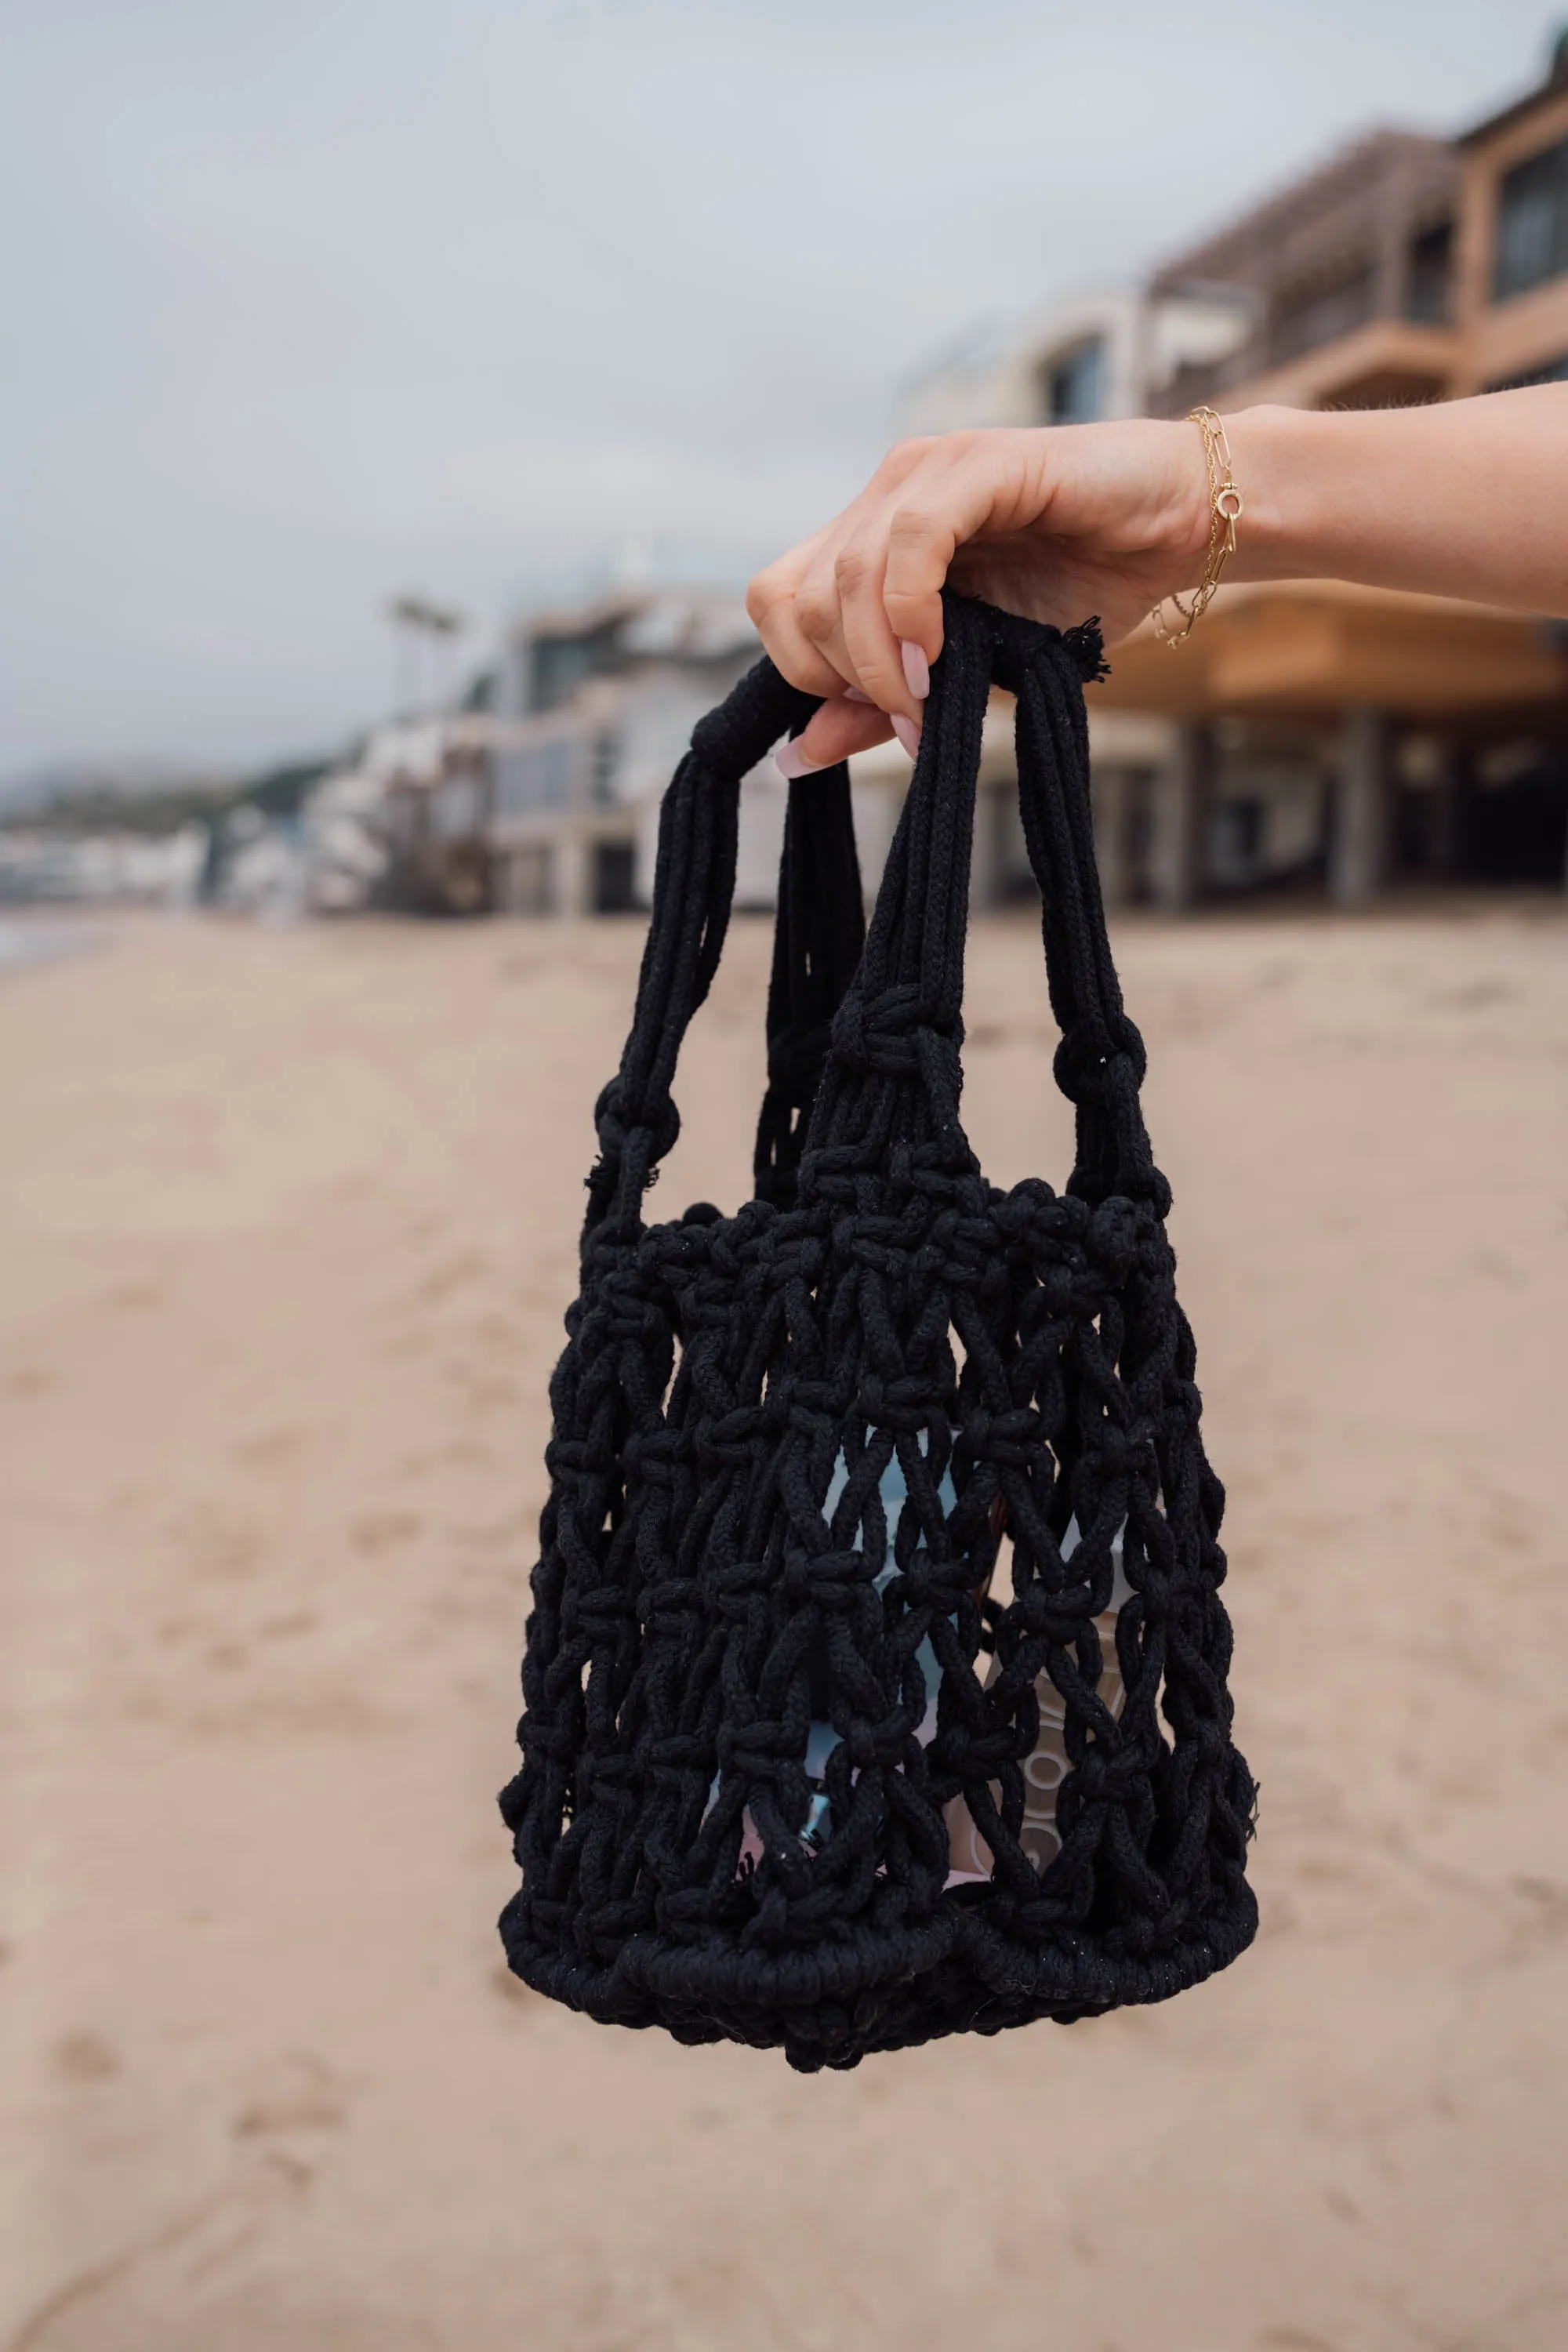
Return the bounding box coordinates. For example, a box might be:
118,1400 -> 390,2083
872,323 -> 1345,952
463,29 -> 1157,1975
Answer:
2,903 -> 1566,2352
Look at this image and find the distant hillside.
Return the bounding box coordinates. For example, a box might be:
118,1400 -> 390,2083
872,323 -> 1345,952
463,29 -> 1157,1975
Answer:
0,752 -> 342,836
0,759 -> 223,822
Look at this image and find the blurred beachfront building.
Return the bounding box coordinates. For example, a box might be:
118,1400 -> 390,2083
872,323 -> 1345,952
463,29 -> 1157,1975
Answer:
12,42 -> 1566,924
897,283 -> 1251,437
153,27 -> 1568,928
897,39 -> 1568,912
307,586 -> 800,921
469,32 -> 1568,924
486,588 -> 773,916
0,825 -> 207,909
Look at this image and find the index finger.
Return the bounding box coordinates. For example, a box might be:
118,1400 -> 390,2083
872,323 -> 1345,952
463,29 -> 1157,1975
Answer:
880,441 -> 1025,666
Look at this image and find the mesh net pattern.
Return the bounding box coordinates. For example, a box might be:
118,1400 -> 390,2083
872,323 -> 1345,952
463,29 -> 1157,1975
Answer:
499,594 -> 1257,2071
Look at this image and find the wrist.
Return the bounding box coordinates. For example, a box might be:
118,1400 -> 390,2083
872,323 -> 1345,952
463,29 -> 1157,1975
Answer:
1151,417 -> 1221,586
1218,403 -> 1317,585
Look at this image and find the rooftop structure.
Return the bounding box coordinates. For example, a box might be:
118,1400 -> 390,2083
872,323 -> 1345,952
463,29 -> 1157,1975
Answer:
1147,131 -> 1461,413
1149,41 -> 1568,412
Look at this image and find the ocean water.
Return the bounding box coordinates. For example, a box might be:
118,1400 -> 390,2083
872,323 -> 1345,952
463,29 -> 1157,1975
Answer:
0,917 -> 90,975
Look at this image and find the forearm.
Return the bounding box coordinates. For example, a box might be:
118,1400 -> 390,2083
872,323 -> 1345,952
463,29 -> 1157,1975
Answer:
1222,389 -> 1568,615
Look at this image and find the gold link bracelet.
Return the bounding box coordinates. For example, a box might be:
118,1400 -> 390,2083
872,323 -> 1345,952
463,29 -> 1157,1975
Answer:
1151,406 -> 1243,646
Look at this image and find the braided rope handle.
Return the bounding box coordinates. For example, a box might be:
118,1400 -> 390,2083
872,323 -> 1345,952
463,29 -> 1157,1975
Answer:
753,772 -> 866,1208
586,660 -> 822,1232
587,594 -> 1161,1236
1000,608 -> 1169,1210
804,593 -> 1162,1207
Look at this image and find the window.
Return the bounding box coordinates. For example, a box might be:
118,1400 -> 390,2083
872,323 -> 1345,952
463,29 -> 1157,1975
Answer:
528,623 -> 619,713
529,635 -> 594,713
1207,798 -> 1266,885
430,775 -> 481,840
590,731 -> 619,808
1494,137 -> 1568,300
1042,338 -> 1104,424
1405,220 -> 1453,324
592,840 -> 637,913
543,738 -> 573,809
496,732 -> 579,816
496,751 -> 538,818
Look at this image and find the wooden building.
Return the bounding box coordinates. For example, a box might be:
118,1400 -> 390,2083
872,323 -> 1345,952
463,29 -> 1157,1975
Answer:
1116,39 -> 1568,903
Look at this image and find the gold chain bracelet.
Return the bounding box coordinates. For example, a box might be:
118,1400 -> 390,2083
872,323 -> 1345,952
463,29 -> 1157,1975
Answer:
1151,405 -> 1243,646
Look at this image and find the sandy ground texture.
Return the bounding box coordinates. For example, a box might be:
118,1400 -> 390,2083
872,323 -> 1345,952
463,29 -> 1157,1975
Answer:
2,903 -> 1566,2352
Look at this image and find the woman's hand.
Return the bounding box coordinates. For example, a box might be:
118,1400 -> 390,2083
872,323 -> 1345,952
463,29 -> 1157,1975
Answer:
746,388 -> 1568,774
746,419 -> 1214,772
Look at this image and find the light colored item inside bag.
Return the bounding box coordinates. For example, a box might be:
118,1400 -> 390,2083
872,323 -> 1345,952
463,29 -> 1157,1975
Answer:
944,1513 -> 1131,1881
711,1441 -> 1130,1883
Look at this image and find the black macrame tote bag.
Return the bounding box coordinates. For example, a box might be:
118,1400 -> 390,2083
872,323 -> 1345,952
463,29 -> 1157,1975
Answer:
499,592 -> 1257,2071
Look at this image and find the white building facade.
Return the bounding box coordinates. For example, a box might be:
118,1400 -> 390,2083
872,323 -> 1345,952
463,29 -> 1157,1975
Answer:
488,589 -> 787,916
898,283 -> 1250,435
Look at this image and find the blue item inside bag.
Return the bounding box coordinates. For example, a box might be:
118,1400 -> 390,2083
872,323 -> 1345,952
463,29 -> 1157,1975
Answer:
709,1438 -> 1127,1875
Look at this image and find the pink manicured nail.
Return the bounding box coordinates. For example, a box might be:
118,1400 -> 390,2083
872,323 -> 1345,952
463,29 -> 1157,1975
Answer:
900,641 -> 930,699
775,739 -> 824,781
843,685 -> 873,704
891,713 -> 922,760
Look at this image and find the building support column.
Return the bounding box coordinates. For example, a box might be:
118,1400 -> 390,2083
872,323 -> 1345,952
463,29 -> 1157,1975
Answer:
1147,724 -> 1207,913
495,850 -> 524,916
554,827 -> 593,916
1428,739 -> 1462,879
1330,707 -> 1389,906
1092,766 -> 1130,913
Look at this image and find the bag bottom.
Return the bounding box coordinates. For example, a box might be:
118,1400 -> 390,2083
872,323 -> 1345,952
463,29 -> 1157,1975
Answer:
499,1883 -> 1258,2071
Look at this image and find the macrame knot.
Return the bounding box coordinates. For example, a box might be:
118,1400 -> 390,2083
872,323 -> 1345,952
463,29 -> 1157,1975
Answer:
499,595 -> 1255,2070
829,982 -> 942,1079
1051,1014 -> 1148,1105
1064,1747 -> 1116,1806
592,1077 -> 681,1170
1083,1197 -> 1141,1279
960,1404 -> 1042,1467
1082,1425 -> 1138,1490
781,1545 -> 863,1608
851,1374 -> 932,1434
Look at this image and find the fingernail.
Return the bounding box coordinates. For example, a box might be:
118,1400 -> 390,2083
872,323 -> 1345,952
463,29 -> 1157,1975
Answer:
843,685 -> 873,704
900,641 -> 930,700
775,739 -> 823,780
891,713 -> 922,760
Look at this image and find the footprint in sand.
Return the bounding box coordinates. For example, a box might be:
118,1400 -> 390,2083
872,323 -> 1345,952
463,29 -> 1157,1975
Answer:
51,2030 -> 119,2085
230,2051 -> 346,2140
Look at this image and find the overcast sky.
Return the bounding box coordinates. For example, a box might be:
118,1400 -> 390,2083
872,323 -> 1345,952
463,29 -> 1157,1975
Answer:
1,0 -> 1559,778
